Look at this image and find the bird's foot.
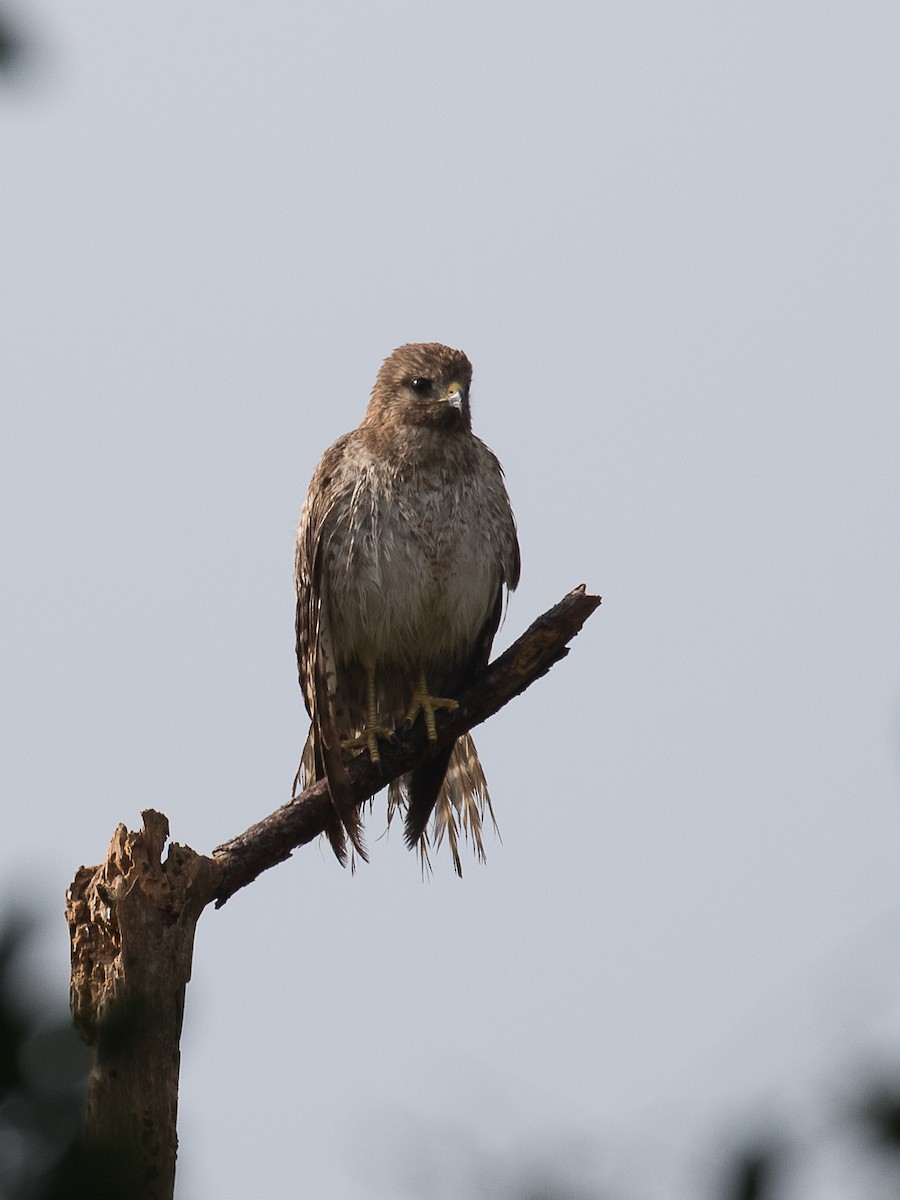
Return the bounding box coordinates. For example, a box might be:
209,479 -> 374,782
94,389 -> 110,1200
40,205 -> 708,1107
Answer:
405,684 -> 459,742
341,724 -> 395,765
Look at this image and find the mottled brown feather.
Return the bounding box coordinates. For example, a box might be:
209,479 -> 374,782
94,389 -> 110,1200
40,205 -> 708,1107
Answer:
294,343 -> 519,871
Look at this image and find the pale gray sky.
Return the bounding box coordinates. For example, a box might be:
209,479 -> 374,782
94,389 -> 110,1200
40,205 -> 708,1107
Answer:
3,2 -> 900,1197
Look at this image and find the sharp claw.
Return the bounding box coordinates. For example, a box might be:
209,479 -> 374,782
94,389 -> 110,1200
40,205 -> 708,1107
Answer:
341,724 -> 395,763
405,678 -> 459,742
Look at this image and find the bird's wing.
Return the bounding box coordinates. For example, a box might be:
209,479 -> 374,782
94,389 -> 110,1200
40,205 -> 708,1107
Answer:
474,446 -> 521,669
295,437 -> 368,863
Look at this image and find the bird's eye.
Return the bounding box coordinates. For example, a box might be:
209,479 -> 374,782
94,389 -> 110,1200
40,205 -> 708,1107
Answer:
409,377 -> 432,395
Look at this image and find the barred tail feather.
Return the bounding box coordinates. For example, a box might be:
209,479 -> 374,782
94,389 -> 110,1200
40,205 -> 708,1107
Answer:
432,733 -> 498,875
392,733 -> 499,877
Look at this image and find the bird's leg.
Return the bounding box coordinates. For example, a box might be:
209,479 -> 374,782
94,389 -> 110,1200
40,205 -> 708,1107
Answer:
340,662 -> 394,764
404,670 -> 459,742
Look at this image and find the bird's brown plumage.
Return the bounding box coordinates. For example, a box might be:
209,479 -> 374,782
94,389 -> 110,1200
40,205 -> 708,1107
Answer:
294,343 -> 520,872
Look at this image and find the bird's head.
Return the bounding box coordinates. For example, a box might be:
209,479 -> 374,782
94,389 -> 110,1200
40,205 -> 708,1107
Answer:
364,343 -> 474,432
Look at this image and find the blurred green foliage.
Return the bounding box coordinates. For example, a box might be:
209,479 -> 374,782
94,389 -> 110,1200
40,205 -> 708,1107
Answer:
0,917 -> 140,1200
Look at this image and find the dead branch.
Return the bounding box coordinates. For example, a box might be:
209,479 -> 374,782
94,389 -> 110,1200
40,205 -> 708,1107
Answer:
211,584 -> 601,905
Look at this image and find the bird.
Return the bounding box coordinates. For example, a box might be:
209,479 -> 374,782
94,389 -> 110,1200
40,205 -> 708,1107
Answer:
293,342 -> 520,873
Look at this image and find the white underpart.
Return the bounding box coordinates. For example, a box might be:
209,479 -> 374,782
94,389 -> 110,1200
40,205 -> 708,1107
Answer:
326,453 -> 503,676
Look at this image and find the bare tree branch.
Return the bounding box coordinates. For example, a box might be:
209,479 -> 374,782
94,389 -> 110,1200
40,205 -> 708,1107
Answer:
212,584 -> 600,905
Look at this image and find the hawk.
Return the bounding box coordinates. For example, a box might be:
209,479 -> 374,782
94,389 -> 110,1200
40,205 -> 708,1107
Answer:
294,343 -> 520,873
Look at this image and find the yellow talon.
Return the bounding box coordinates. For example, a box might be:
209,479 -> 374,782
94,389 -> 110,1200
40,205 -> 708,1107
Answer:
341,724 -> 395,765
340,661 -> 394,763
405,671 -> 459,741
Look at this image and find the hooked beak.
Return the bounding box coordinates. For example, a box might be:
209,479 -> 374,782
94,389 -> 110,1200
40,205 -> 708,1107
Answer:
443,381 -> 464,410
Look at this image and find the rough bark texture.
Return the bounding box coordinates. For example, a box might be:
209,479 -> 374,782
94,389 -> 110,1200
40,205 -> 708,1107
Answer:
65,585 -> 600,1199
66,810 -> 219,1200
